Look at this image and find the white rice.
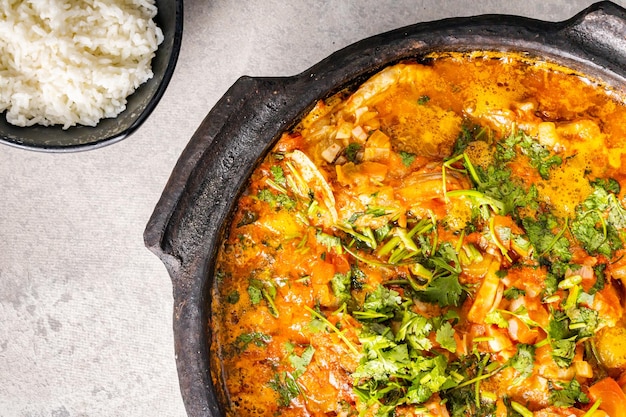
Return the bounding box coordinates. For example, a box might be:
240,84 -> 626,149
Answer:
0,0 -> 164,129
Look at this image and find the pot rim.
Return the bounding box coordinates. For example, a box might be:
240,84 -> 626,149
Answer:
145,2 -> 626,416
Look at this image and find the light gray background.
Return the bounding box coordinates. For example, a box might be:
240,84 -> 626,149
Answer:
1,1 -> 624,416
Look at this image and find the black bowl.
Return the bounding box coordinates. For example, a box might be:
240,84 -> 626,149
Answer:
0,0 -> 183,152
145,2 -> 626,416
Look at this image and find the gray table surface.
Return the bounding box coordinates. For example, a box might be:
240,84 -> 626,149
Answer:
2,1 -> 625,416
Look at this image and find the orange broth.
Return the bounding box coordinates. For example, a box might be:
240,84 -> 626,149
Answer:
211,53 -> 626,416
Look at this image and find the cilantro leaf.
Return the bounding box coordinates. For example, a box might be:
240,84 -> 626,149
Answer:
395,310 -> 433,351
451,123 -> 488,157
226,290 -> 240,304
549,378 -> 589,407
257,188 -> 296,210
509,344 -> 535,382
415,243 -> 465,307
522,215 -> 571,261
232,332 -> 271,353
567,306 -> 598,340
331,272 -> 352,303
268,372 -> 300,407
485,310 -> 509,328
572,184 -> 626,257
504,130 -> 562,179
355,285 -> 401,322
288,345 -> 315,378
247,279 -> 264,305
551,337 -> 576,368
581,183 -> 626,228
345,143 -> 362,163
590,264 -> 606,295
270,165 -> 287,186
435,321 -> 457,353
315,229 -> 343,253
591,177 -> 621,194
247,278 -> 279,317
406,356 -> 450,404
399,151 -> 416,167
352,338 -> 408,382
570,211 -> 612,256
504,287 -> 526,300
547,310 -> 570,341
417,273 -> 464,307
472,164 -> 538,216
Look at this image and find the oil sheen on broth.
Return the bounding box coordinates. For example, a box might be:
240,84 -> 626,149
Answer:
211,53 -> 626,417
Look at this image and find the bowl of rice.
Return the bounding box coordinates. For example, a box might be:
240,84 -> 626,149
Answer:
0,0 -> 183,152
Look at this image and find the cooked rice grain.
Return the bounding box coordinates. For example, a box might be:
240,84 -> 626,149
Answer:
0,0 -> 164,129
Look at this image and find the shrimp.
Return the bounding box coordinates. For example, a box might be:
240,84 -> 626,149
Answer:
342,64 -> 427,114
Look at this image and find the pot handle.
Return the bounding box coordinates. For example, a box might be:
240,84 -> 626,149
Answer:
561,1 -> 626,74
144,75 -> 303,417
144,73 -> 313,280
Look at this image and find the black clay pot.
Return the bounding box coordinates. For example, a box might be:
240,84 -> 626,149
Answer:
145,2 -> 626,416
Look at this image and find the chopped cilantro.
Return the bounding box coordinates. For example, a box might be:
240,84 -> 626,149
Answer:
345,143 -> 362,163
549,378 -> 589,407
551,338 -> 576,368
257,188 -> 296,210
503,130 -> 562,179
354,285 -> 401,322
471,163 -> 537,217
547,310 -> 570,341
315,229 -> 343,253
247,278 -> 279,317
270,165 -> 287,186
522,215 -> 571,261
247,279 -> 264,305
268,372 -> 300,407
435,321 -> 457,353
503,287 -> 526,300
288,345 -> 315,378
590,264 -> 606,295
399,151 -> 416,167
451,123 -> 488,157
582,183 -> 626,229
485,310 -> 509,328
331,271 -> 352,304
308,317 -> 326,333
417,95 -> 430,105
352,340 -> 409,382
232,332 -> 271,353
417,273 -> 464,307
591,177 -> 621,194
567,306 -> 598,340
396,310 -> 433,351
226,290 -> 240,304
571,210 -> 611,256
509,344 -> 535,383
413,243 -> 465,307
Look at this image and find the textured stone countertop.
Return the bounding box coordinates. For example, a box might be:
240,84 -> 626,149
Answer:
1,1 -> 625,416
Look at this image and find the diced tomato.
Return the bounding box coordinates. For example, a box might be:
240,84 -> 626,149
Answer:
588,377 -> 626,417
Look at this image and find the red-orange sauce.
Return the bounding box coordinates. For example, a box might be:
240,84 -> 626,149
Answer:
211,53 -> 626,416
